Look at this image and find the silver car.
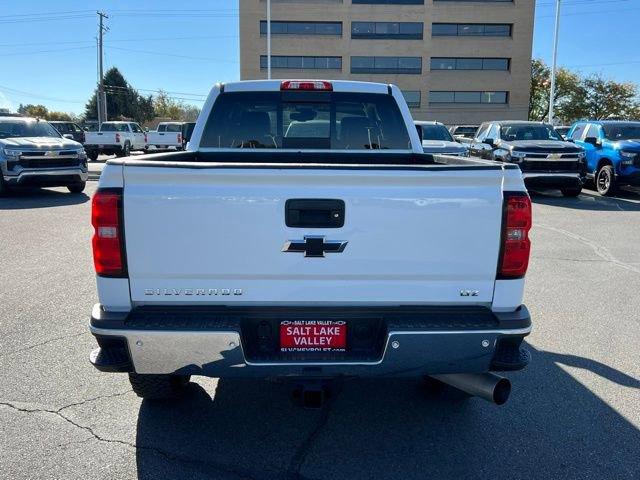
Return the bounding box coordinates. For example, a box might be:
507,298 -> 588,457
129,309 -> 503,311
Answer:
0,117 -> 88,195
415,121 -> 468,156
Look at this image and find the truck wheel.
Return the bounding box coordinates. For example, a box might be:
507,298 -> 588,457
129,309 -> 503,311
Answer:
67,181 -> 86,193
561,186 -> 582,197
87,151 -> 99,162
128,373 -> 191,400
116,142 -> 131,158
596,165 -> 616,196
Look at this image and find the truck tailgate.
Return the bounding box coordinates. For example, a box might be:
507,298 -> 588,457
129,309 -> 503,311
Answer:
123,165 -> 504,305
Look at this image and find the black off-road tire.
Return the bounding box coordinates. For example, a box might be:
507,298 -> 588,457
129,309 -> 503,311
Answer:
67,181 -> 86,193
87,150 -> 99,162
561,186 -> 582,197
128,373 -> 191,400
596,165 -> 616,196
115,142 -> 131,158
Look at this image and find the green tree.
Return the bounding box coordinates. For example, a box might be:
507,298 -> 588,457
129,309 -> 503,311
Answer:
529,59 -> 640,123
528,59 -> 582,122
153,90 -> 201,121
84,67 -> 155,124
153,89 -> 184,120
568,74 -> 640,120
17,104 -> 49,118
47,111 -> 74,121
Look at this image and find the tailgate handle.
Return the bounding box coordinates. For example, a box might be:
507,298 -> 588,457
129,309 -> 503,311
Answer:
285,199 -> 345,228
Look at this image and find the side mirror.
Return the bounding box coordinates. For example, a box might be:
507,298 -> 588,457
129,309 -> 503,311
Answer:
483,138 -> 495,147
415,125 -> 423,142
62,134 -> 74,140
144,127 -> 149,132
584,137 -> 601,148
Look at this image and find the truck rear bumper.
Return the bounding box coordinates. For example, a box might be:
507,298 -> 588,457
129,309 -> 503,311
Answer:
89,304 -> 532,377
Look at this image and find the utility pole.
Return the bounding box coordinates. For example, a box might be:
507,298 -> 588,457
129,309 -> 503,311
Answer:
97,11 -> 109,126
548,0 -> 561,125
266,0 -> 271,79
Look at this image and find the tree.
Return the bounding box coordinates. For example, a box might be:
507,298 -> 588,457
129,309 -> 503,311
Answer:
571,75 -> 640,120
153,90 -> 201,121
528,59 -> 582,122
47,111 -> 74,121
17,104 -> 76,121
17,104 -> 48,119
84,67 -> 155,124
153,90 -> 184,120
529,59 -> 640,123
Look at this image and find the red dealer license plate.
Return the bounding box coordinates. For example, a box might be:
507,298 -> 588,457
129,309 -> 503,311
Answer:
280,320 -> 347,352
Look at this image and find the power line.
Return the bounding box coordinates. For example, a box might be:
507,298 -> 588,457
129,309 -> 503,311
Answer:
0,14 -> 94,25
0,84 -> 85,104
105,84 -> 206,98
0,46 -> 94,57
105,46 -> 238,63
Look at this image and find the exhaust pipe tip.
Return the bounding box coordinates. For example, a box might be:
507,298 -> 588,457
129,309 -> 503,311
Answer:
492,377 -> 511,406
430,373 -> 512,405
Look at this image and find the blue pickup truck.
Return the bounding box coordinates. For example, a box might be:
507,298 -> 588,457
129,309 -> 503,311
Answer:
568,121 -> 640,195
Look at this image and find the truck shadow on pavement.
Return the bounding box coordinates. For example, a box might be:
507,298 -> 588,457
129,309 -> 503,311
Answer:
0,188 -> 89,210
530,188 -> 640,211
134,345 -> 640,480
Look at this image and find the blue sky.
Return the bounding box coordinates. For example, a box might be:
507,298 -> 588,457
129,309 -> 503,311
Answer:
0,0 -> 638,115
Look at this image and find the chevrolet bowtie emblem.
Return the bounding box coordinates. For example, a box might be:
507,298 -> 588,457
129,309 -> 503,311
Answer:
282,236 -> 348,258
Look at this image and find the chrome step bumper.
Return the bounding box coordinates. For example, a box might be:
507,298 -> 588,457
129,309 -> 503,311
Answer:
89,304 -> 531,377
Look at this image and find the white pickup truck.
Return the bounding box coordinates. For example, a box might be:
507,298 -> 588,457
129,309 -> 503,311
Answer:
89,80 -> 532,407
84,121 -> 147,161
146,122 -> 184,151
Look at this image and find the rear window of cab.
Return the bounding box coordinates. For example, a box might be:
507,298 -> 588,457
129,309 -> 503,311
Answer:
200,91 -> 411,150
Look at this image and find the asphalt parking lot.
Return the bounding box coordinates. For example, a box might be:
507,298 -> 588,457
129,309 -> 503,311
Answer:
1,176 -> 639,479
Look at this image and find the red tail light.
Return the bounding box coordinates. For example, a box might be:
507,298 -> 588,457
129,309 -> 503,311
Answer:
177,133 -> 182,144
498,193 -> 532,278
115,133 -> 121,143
281,80 -> 332,91
92,188 -> 126,277
144,133 -> 148,143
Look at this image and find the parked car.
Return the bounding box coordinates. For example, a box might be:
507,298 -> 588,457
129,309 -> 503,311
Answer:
84,121 -> 147,161
568,121 -> 640,196
181,121 -> 196,150
88,79 -> 532,407
49,121 -> 86,144
468,121 -> 586,197
0,116 -> 87,194
449,125 -> 479,144
146,121 -> 184,152
415,121 -> 468,156
554,126 -> 571,140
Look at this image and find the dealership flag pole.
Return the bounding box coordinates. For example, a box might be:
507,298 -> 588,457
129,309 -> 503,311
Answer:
548,0 -> 561,125
267,0 -> 271,79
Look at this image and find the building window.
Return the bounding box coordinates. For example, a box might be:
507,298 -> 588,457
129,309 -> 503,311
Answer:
352,0 -> 424,4
351,56 -> 422,74
259,21 -> 342,35
401,90 -> 421,108
432,23 -> 512,37
260,56 -> 342,70
429,91 -> 508,104
352,22 -> 423,39
431,57 -> 510,71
